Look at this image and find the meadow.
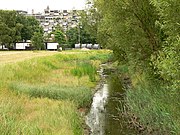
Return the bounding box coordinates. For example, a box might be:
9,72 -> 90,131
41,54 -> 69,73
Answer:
0,50 -> 111,135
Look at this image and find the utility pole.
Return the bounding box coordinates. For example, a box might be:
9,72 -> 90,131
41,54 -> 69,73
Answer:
77,16 -> 82,48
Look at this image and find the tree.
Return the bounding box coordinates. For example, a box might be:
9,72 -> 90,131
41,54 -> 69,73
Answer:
80,1 -> 100,44
66,25 -> 97,48
93,0 -> 161,71
15,13 -> 43,42
54,30 -> 66,49
31,32 -> 44,50
91,0 -> 180,133
0,22 -> 12,48
0,10 -> 19,48
54,24 -> 64,33
19,16 -> 43,41
66,27 -> 79,48
0,10 -> 43,49
151,0 -> 180,89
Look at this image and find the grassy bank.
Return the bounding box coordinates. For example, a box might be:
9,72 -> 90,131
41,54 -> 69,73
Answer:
117,65 -> 180,134
0,50 -> 111,135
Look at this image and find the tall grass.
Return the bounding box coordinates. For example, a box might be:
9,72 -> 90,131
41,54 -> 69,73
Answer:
125,72 -> 180,134
10,83 -> 92,108
0,50 -> 111,134
71,61 -> 97,82
0,91 -> 81,135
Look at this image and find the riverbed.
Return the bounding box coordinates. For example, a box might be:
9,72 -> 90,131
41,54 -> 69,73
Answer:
86,64 -> 137,135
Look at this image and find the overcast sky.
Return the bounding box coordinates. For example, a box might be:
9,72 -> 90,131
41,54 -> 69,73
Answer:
0,0 -> 86,13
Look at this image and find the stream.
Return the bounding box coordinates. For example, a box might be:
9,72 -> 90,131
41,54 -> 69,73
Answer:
86,64 -> 137,135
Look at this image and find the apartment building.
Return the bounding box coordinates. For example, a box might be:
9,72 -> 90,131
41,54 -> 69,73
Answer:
31,6 -> 81,35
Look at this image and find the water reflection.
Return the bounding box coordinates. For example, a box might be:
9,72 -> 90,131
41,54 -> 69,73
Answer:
86,66 -> 137,135
86,84 -> 109,135
104,74 -> 125,135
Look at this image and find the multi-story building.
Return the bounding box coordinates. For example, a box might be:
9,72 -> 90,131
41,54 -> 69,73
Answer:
31,6 -> 81,35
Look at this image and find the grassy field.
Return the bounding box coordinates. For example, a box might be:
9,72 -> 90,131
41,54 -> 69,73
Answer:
0,50 -> 111,135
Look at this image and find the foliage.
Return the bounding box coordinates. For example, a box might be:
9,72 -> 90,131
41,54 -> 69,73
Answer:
66,25 -> 97,48
90,0 -> 180,133
0,22 -> 12,46
151,0 -> 180,89
52,30 -> 66,49
0,10 -> 43,49
20,16 -> 43,42
66,27 -> 79,48
95,0 -> 161,68
31,32 -> 44,50
80,25 -> 97,44
80,1 -> 100,44
0,10 -> 19,48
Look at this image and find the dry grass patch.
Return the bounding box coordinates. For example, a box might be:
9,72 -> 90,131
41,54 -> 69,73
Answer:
0,51 -> 59,64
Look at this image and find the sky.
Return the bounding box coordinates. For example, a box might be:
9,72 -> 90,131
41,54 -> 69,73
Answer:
0,0 -> 86,13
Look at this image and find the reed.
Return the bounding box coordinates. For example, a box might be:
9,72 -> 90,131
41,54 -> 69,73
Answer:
126,72 -> 180,134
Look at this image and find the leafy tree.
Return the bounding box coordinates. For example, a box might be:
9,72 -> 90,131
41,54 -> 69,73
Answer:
53,30 -> 66,49
31,32 -> 44,50
66,25 -> 97,48
54,24 -> 64,33
66,27 -> 78,48
80,25 -> 97,44
0,22 -> 12,48
151,0 -> 180,89
0,10 -> 19,48
93,0 -> 161,71
19,16 -> 43,41
80,1 -> 100,44
91,0 -> 180,133
0,10 -> 43,49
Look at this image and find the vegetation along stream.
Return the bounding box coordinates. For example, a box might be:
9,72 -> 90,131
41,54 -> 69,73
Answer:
86,64 -> 137,135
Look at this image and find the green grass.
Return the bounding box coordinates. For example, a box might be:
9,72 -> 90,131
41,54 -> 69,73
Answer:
0,50 -> 112,135
71,61 -> 97,82
125,72 -> 180,134
0,92 -> 80,135
10,83 -> 92,108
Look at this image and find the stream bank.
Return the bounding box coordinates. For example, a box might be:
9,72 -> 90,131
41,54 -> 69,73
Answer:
85,63 -> 138,135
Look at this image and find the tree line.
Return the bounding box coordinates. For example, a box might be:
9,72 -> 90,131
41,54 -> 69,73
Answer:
0,10 -> 96,50
0,10 -> 43,49
84,0 -> 179,133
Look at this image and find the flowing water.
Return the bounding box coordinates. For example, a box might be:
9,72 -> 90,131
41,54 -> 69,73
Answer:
86,65 -> 137,135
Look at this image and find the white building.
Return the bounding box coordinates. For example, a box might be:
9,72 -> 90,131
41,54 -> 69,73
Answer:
31,6 -> 81,35
46,42 -> 59,50
15,42 -> 31,50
